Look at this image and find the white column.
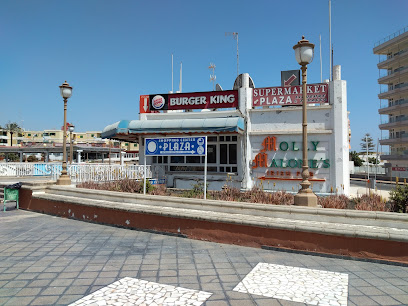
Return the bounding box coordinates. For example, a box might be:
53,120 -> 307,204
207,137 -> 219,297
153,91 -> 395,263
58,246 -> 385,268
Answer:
330,68 -> 350,196
77,150 -> 83,163
121,151 -> 125,165
239,87 -> 254,190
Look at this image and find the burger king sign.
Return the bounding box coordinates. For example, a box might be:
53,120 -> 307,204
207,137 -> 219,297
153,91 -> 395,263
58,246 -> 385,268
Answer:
151,95 -> 166,110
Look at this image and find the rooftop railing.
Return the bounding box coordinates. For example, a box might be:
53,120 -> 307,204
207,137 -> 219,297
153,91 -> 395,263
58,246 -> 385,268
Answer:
374,26 -> 408,47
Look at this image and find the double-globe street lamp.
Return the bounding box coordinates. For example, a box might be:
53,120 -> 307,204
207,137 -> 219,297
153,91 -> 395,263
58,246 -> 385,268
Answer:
293,36 -> 318,207
56,81 -> 73,185
69,125 -> 75,164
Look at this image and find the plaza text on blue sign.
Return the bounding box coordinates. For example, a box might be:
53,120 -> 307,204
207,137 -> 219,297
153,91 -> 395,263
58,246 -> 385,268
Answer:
145,137 -> 207,156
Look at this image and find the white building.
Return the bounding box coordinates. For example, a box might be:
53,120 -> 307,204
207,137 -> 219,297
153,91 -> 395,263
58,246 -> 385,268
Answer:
102,68 -> 349,195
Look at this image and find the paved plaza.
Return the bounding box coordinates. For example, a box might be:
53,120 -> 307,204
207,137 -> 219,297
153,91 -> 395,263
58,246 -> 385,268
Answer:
0,209 -> 408,305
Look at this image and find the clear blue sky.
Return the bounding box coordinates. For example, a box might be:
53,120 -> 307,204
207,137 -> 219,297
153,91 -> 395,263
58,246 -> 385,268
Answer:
0,0 -> 407,152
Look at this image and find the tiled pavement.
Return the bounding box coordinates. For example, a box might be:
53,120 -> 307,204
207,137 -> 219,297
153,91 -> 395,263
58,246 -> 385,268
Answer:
0,209 -> 408,305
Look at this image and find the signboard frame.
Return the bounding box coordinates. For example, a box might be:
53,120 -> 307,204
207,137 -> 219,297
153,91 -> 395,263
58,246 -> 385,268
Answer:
140,90 -> 238,113
144,136 -> 208,199
253,83 -> 329,107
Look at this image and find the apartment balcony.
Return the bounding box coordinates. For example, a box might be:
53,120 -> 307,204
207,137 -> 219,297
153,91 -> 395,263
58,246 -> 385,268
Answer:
377,49 -> 408,69
374,27 -> 408,54
378,83 -> 408,100
381,150 -> 408,161
379,99 -> 408,114
379,135 -> 408,145
378,66 -> 408,84
379,117 -> 408,130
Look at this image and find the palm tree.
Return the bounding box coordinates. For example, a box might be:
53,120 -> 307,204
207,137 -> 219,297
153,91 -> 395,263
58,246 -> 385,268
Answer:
5,122 -> 22,146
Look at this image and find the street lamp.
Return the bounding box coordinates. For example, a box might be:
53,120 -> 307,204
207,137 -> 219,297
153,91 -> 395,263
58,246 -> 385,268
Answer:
56,81 -> 73,185
69,125 -> 75,164
293,36 -> 317,207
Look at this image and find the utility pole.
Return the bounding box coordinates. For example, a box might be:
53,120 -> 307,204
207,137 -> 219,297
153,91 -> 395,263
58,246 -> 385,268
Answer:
225,32 -> 239,76
366,135 -> 370,187
209,63 -> 216,91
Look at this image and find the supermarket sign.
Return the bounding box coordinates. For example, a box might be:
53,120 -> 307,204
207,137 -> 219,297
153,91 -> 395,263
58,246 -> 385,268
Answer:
253,83 -> 328,107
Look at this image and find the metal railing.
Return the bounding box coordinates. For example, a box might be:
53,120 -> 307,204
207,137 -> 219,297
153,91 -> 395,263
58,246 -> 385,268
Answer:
374,26 -> 408,47
378,49 -> 408,64
380,99 -> 408,109
353,166 -> 386,175
380,134 -> 408,140
0,163 -> 151,183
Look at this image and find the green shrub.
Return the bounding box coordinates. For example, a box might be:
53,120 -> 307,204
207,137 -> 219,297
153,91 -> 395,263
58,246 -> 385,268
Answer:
183,180 -> 207,198
389,184 -> 408,213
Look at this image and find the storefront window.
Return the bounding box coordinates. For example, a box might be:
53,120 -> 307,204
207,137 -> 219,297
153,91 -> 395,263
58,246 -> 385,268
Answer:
151,135 -> 239,173
208,144 -> 216,163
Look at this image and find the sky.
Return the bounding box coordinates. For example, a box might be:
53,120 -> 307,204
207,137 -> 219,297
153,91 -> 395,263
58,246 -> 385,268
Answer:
0,0 -> 407,152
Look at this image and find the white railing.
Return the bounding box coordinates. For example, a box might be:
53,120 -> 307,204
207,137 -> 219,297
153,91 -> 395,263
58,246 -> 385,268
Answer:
0,163 -> 151,183
353,166 -> 386,175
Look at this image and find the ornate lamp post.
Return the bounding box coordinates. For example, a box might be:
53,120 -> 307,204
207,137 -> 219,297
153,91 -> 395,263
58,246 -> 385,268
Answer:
293,36 -> 317,207
56,81 -> 73,185
69,125 -> 75,164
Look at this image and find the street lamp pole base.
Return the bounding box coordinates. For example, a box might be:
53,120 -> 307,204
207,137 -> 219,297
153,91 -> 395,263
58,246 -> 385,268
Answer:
294,189 -> 318,207
56,175 -> 71,185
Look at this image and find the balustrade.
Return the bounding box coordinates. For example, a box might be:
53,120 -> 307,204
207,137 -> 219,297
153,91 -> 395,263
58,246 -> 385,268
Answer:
0,163 -> 151,183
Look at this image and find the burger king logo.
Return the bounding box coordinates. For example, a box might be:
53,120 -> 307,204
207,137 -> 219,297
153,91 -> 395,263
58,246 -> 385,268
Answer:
152,95 -> 165,110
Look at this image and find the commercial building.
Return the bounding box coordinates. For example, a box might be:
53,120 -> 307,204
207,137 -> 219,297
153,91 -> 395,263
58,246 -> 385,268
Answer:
103,67 -> 349,195
375,26 -> 408,177
0,128 -> 138,163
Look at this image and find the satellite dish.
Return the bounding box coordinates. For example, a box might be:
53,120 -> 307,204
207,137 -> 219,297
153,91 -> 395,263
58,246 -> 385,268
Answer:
233,73 -> 255,90
215,83 -> 223,91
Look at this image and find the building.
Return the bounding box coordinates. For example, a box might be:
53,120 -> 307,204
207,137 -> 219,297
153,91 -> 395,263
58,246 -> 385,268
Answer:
375,26 -> 408,178
0,127 -> 139,163
103,68 -> 349,195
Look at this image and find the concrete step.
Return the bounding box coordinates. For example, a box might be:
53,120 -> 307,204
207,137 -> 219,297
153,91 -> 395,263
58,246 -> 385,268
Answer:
43,185 -> 408,230
33,189 -> 408,243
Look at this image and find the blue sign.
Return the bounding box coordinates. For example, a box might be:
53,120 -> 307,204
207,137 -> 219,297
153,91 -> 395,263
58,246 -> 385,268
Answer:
145,137 -> 207,156
149,178 -> 166,185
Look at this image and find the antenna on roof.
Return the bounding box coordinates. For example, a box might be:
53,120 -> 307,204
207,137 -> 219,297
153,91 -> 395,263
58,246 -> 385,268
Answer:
179,62 -> 182,93
225,32 -> 239,76
209,63 -> 216,91
171,53 -> 174,93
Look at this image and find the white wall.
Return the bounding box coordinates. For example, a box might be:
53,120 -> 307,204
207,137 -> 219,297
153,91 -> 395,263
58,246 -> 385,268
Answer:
244,80 -> 350,195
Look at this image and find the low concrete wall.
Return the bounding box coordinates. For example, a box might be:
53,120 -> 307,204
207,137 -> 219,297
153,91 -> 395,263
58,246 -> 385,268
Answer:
19,184 -> 408,265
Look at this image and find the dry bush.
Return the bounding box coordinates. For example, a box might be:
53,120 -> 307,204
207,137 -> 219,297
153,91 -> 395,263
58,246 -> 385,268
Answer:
149,184 -> 168,196
354,194 -> 389,212
241,187 -> 293,205
77,179 -> 143,193
211,186 -> 242,202
267,190 -> 294,205
318,195 -> 349,209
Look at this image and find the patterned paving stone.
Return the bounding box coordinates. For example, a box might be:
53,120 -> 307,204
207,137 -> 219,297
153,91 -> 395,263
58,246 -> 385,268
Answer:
70,277 -> 212,305
233,262 -> 348,305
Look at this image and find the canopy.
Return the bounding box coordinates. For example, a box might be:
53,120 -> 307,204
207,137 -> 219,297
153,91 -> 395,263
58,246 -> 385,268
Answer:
102,117 -> 244,141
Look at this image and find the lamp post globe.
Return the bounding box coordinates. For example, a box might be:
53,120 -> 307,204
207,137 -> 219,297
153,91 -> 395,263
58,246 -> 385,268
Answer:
292,37 -> 317,207
56,81 -> 73,185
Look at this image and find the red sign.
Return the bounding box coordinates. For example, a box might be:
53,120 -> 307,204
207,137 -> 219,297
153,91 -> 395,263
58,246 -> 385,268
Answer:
140,95 -> 150,114
392,167 -> 407,171
141,90 -> 238,113
253,83 -> 328,107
